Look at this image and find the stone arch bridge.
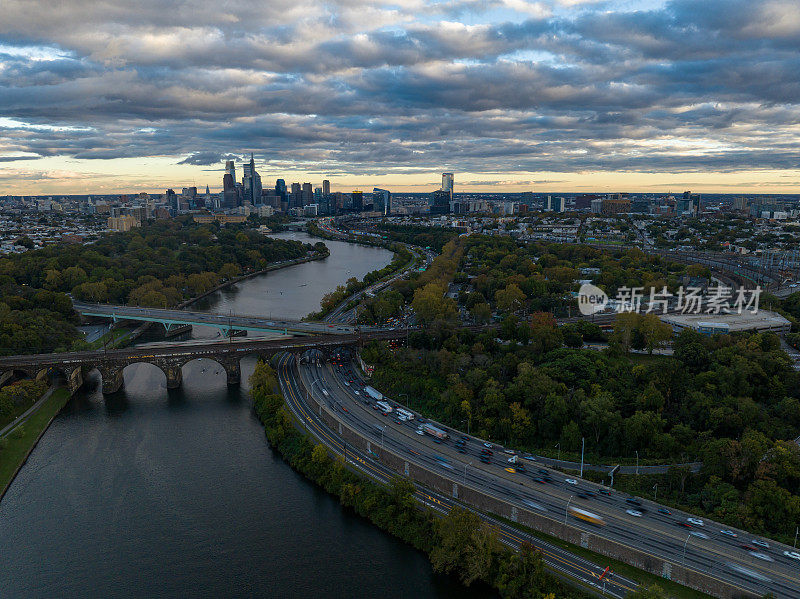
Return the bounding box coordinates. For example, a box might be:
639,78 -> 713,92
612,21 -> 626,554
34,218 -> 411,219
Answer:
0,332 -> 397,395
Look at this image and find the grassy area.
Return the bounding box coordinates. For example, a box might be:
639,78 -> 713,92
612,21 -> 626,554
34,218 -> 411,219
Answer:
490,512 -> 714,599
0,387 -> 71,497
86,327 -> 132,350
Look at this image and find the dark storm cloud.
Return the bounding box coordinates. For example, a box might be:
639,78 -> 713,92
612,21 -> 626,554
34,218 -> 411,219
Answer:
0,0 -> 798,177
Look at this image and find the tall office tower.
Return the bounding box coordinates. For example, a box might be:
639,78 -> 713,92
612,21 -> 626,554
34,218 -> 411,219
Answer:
322,179 -> 330,196
225,160 -> 236,183
275,179 -> 287,204
290,182 -> 302,207
166,188 -> 182,214
205,185 -> 210,198
373,188 -> 391,216
302,182 -> 313,206
430,189 -> 451,214
351,190 -> 364,212
442,173 -> 454,193
242,153 -> 262,204
223,173 -> 235,191
314,187 -> 322,203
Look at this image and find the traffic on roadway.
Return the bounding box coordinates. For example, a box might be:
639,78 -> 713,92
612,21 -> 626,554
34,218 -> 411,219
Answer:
290,351 -> 800,599
275,352 -> 638,598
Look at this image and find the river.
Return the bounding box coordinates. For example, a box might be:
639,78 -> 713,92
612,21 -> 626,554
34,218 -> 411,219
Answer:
0,232 -> 483,598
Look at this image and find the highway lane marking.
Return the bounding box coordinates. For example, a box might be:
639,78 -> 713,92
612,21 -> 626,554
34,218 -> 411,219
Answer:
297,362 -> 777,597
284,358 -> 643,596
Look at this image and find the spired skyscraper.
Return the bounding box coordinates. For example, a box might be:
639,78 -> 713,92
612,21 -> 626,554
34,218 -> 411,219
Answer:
242,153 -> 262,204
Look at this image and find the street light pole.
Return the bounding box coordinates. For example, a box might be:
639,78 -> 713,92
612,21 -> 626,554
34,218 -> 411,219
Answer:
682,534 -> 691,568
380,425 -> 387,453
565,495 -> 574,525
635,450 -> 639,476
580,437 -> 585,478
795,526 -> 798,548
555,443 -> 560,463
308,379 -> 321,403
653,483 -> 658,501
463,461 -> 472,488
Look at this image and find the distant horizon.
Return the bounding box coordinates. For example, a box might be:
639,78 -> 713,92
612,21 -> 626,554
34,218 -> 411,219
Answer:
2,1 -> 799,195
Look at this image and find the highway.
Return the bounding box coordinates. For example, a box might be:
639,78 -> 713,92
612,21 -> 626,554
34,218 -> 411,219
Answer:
289,354 -> 800,598
275,353 -> 639,598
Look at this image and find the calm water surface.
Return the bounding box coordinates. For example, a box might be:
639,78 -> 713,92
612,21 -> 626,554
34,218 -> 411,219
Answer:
0,233 -> 483,598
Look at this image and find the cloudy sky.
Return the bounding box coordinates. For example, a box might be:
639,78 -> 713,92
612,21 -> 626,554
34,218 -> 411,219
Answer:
1,0 -> 799,194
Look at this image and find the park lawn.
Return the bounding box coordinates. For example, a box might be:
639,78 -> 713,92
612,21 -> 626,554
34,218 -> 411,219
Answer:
0,387 -> 71,497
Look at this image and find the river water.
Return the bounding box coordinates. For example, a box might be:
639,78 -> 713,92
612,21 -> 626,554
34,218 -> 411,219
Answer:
0,232 -> 480,598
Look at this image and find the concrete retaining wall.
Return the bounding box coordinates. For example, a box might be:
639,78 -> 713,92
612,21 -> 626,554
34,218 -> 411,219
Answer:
303,387 -> 755,599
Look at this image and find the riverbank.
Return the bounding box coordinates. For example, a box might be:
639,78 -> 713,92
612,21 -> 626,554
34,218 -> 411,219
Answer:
250,360 -> 592,599
0,387 -> 71,500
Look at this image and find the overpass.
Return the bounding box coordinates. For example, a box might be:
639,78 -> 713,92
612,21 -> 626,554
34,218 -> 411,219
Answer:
0,331 -> 401,395
73,301 -> 379,337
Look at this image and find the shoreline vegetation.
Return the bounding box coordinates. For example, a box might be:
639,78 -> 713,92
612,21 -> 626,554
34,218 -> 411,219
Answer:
0,387 -> 70,498
0,218 -> 318,356
249,360 -> 647,599
304,221 -> 416,321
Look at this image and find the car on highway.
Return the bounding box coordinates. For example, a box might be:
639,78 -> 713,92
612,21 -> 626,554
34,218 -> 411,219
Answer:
751,539 -> 769,549
657,508 -> 671,515
480,449 -> 493,456
687,518 -> 704,526
479,456 -> 491,464
625,498 -> 642,506
719,530 -> 738,538
626,509 -> 643,517
565,478 -> 578,485
415,429 -> 424,435
344,381 -> 350,386
677,522 -> 693,529
749,552 -> 774,562
598,489 -> 611,496
483,442 -> 492,448
739,544 -> 757,551
783,551 -> 800,561
532,477 -> 546,484
691,532 -> 710,539
503,449 -> 516,455
458,447 -> 467,454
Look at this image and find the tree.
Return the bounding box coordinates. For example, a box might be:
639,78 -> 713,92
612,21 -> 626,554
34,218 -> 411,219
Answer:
638,313 -> 672,354
495,283 -> 526,313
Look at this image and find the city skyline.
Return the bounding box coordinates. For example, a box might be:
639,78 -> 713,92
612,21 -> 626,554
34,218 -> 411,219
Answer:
1,0 -> 799,194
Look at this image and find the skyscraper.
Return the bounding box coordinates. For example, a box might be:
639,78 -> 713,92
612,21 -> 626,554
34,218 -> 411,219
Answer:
302,182 -> 313,206
242,153 -> 262,204
351,191 -> 364,212
290,182 -> 302,207
322,179 -> 330,196
225,160 -> 236,183
442,173 -> 454,193
373,188 -> 391,216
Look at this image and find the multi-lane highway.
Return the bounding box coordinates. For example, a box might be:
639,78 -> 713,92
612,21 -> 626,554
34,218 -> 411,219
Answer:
287,354 -> 800,598
275,353 -> 639,598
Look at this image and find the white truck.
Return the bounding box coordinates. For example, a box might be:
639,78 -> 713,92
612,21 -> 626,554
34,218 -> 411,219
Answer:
364,386 -> 383,401
376,401 -> 393,413
396,408 -> 414,421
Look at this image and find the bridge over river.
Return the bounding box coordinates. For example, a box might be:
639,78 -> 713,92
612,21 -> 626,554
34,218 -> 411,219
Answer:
0,331 -> 401,395
73,301 -> 381,337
